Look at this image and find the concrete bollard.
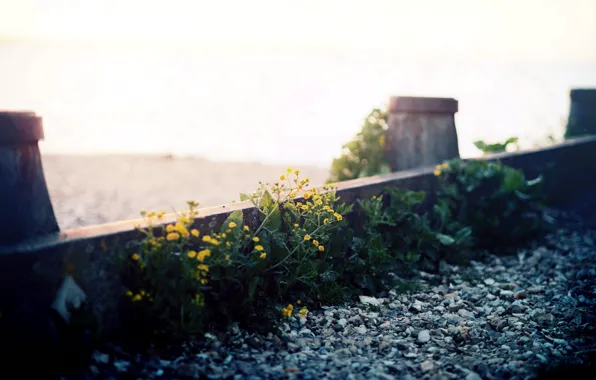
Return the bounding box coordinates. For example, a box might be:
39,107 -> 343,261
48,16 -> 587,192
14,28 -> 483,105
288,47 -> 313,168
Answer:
0,111 -> 59,244
564,88 -> 596,139
385,96 -> 460,172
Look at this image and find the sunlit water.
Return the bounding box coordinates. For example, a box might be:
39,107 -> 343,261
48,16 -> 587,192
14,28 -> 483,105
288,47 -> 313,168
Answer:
2,42 -> 596,166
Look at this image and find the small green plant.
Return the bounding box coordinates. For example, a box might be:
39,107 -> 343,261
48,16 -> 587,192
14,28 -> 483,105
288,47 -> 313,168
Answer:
328,106 -> 391,183
121,169 -> 352,339
435,159 -> 545,247
119,203 -> 206,343
473,137 -> 519,155
348,187 -> 473,286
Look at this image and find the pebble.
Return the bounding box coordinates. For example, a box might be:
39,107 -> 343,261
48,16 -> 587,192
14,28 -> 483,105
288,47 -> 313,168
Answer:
418,330 -> 431,343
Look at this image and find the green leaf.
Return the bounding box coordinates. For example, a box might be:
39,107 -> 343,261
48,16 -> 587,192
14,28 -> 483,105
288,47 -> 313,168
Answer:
259,190 -> 275,211
258,190 -> 281,230
239,193 -> 251,201
502,169 -> 524,192
224,210 -> 244,228
436,233 -> 455,246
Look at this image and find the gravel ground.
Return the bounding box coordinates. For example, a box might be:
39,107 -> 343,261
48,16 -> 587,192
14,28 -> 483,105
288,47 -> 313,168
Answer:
80,205 -> 596,380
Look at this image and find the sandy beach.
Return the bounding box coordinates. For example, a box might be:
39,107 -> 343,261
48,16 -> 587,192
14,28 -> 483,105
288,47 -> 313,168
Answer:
42,154 -> 330,230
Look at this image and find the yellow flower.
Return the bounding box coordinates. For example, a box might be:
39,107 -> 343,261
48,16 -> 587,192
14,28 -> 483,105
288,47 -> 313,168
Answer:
226,242 -> 231,247
252,237 -> 260,242
301,205 -> 308,211
221,233 -> 227,238
287,304 -> 294,311
126,290 -> 133,297
147,211 -> 156,218
198,249 -> 211,262
259,252 -> 267,259
316,200 -> 323,206
131,253 -> 140,261
191,229 -> 200,237
294,223 -> 299,227
433,169 -> 441,176
303,192 -> 311,200
304,177 -> 310,183
255,245 -> 264,251
294,169 -> 300,175
228,222 -> 237,228
286,167 -> 294,174
209,239 -> 220,246
166,224 -> 175,233
187,250 -> 197,259
334,213 -> 343,221
202,235 -> 212,242
243,225 -> 250,231
140,290 -> 146,296
304,235 -> 311,241
323,218 -> 329,224
176,221 -> 189,237
319,245 -> 325,252
226,229 -> 232,233
132,294 -> 142,302
297,300 -> 302,305
197,264 -> 209,272
311,188 -> 317,193
200,279 -> 208,285
225,254 -> 230,261
279,174 -> 287,181
282,307 -> 292,318
312,240 -> 319,247
299,307 -> 308,318
167,232 -> 180,241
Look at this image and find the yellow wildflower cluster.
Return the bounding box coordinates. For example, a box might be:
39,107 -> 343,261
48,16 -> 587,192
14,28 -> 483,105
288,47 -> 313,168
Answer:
126,289 -> 153,303
282,304 -> 294,318
434,162 -> 450,176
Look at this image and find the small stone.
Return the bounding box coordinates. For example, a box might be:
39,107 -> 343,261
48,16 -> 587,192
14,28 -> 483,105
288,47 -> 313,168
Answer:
418,330 -> 431,343
514,291 -> 528,299
536,354 -> 548,364
359,295 -> 384,306
484,278 -> 495,286
421,360 -> 435,372
338,318 -> 348,327
355,325 -> 368,334
532,313 -> 554,324
458,309 -> 474,318
500,290 -> 514,298
380,321 -> 391,329
409,303 -> 422,313
465,373 -> 483,380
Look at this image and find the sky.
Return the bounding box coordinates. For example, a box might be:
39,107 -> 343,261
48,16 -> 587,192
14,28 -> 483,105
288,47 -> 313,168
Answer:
1,0 -> 596,62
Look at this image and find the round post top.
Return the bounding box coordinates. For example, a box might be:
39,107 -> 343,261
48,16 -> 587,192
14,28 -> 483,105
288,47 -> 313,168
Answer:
0,111 -> 44,145
389,96 -> 458,114
570,88 -> 596,102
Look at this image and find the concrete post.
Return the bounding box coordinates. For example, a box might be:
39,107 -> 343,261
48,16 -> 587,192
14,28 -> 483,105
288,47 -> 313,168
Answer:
0,111 -> 59,243
565,89 -> 596,139
385,96 -> 460,172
